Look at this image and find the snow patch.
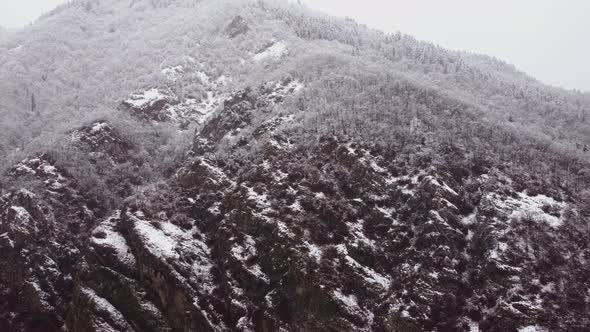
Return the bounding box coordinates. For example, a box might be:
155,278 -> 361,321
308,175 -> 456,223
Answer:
276,221 -> 295,238
161,65 -> 184,81
80,287 -> 126,323
195,70 -> 211,85
248,264 -> 269,283
315,192 -> 326,199
462,213 -> 476,225
305,241 -> 323,262
336,245 -> 391,290
12,158 -> 68,190
132,217 -> 179,259
90,121 -> 108,133
8,45 -> 23,52
10,206 -> 31,221
487,192 -> 566,228
231,235 -> 257,262
270,80 -> 304,97
253,41 -> 287,61
269,138 -> 294,150
369,160 -> 387,173
376,206 -> 396,221
509,193 -> 565,228
332,289 -> 360,312
289,200 -> 303,213
245,186 -> 271,209
518,326 -> 549,332
127,211 -> 215,293
198,158 -> 229,184
207,202 -> 221,216
91,211 -> 136,267
0,233 -> 15,248
541,282 -> 555,293
273,169 -> 289,182
348,219 -> 377,248
466,319 -> 480,332
168,91 -> 225,124
125,88 -> 169,108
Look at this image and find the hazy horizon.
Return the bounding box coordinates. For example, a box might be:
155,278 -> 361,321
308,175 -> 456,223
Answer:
1,0 -> 589,92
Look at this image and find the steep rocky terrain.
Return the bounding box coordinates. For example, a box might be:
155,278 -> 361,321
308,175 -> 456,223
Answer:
1,0 -> 590,331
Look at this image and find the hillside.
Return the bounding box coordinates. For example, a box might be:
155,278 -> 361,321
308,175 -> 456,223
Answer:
0,0 -> 589,331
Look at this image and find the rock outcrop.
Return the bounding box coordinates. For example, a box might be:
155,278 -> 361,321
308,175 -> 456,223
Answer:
223,16 -> 250,39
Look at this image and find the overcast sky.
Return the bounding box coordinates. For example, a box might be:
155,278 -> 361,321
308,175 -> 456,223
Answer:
1,0 -> 589,92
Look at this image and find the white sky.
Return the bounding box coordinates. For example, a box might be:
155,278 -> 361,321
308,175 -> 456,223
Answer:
1,0 -> 589,92
0,0 -> 66,28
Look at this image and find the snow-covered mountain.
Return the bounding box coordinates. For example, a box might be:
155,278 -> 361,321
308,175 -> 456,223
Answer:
1,0 -> 589,331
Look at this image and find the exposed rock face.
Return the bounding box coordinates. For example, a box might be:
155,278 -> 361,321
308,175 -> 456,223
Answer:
252,41 -> 288,62
0,189 -> 79,331
223,16 -> 250,38
121,88 -> 181,122
62,121 -> 590,331
9,155 -> 70,193
70,121 -> 134,164
0,125 -> 131,330
196,79 -> 303,149
67,211 -> 175,332
120,65 -> 229,127
7,155 -> 98,236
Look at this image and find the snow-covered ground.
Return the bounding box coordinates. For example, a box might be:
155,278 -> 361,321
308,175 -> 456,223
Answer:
125,210 -> 215,293
335,244 -> 391,290
166,91 -> 226,124
518,325 -> 549,332
253,41 -> 287,61
90,211 -> 137,268
268,80 -> 303,96
80,287 -> 127,325
161,65 -> 184,81
486,191 -> 566,228
125,88 -> 171,108
128,59 -> 232,125
12,157 -> 68,191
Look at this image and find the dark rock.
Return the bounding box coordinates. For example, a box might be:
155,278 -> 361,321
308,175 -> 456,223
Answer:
223,16 -> 250,38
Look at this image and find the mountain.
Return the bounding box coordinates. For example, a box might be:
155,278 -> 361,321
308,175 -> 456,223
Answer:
1,0 -> 589,331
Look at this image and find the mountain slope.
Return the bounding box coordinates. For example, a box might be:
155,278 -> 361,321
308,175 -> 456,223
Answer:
1,0 -> 589,331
